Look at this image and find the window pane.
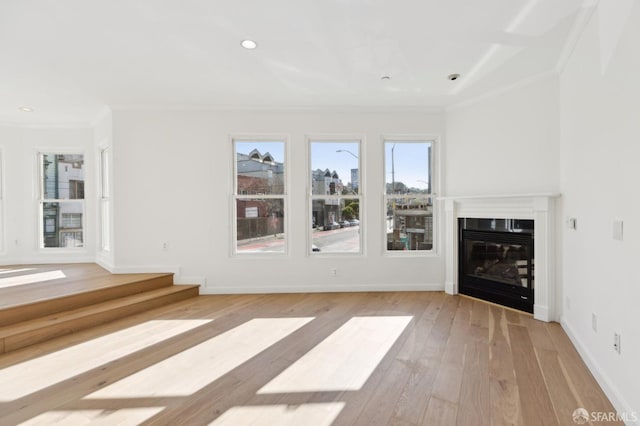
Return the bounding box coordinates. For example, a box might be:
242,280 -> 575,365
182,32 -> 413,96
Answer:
42,201 -> 84,248
235,142 -> 285,195
311,199 -> 360,253
236,198 -> 285,253
384,142 -> 431,194
386,196 -> 433,251
311,142 -> 359,195
42,154 -> 85,200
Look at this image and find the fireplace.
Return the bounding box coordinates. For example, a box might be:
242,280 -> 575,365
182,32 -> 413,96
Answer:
443,194 -> 557,321
458,218 -> 534,313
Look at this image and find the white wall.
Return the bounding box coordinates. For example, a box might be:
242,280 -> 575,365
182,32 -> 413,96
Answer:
0,126 -> 96,264
111,109 -> 446,291
559,0 -> 640,417
445,75 -> 561,196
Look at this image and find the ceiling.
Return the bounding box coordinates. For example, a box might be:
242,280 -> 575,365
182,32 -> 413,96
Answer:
0,0 -> 589,126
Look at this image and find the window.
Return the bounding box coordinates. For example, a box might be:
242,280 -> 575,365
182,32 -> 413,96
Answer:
310,140 -> 362,254
233,140 -> 286,254
384,140 -> 434,252
99,148 -> 110,251
39,153 -> 85,248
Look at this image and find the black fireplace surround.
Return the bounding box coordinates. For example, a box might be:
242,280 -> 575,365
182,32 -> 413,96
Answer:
458,218 -> 534,313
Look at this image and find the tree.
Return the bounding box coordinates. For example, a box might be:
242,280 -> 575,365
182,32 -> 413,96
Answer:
344,200 -> 359,218
342,205 -> 355,220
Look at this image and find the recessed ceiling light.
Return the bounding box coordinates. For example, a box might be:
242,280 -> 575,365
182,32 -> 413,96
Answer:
381,75 -> 391,81
448,73 -> 461,81
19,106 -> 34,112
241,39 -> 257,49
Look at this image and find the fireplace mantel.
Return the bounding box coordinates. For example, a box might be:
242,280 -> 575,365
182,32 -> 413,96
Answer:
439,193 -> 560,322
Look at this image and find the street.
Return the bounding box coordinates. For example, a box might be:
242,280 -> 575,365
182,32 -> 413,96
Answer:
237,226 -> 359,253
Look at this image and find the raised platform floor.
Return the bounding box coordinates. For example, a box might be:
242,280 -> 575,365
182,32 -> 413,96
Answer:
0,264 -> 199,354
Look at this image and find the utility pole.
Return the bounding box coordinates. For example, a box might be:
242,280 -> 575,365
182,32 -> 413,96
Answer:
391,144 -> 396,194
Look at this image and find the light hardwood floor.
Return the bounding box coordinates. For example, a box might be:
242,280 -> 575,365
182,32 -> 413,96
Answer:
0,291 -> 620,425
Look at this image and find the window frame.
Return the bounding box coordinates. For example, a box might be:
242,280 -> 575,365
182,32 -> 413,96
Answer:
307,135 -> 365,256
382,136 -> 438,257
231,135 -> 289,257
98,146 -> 111,252
37,150 -> 87,251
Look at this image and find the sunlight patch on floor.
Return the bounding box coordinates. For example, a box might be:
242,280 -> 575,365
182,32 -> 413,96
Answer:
210,402 -> 345,426
0,320 -> 211,401
258,316 -> 412,393
0,268 -> 36,276
18,407 -> 164,426
0,270 -> 66,289
87,317 -> 314,398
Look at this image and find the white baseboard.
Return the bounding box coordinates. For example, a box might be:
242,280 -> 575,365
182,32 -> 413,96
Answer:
199,283 -> 445,295
0,256 -> 95,266
174,276 -> 206,287
109,265 -> 181,275
561,317 -> 639,425
534,304 -> 551,322
95,257 -> 115,273
444,281 -> 455,295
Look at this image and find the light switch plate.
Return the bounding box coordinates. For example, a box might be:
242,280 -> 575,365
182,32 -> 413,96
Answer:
613,220 -> 623,241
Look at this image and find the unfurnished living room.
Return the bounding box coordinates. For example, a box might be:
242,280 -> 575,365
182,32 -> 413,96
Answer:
0,0 -> 638,425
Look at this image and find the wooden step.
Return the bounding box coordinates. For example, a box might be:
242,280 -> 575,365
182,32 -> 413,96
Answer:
0,285 -> 199,354
0,273 -> 175,326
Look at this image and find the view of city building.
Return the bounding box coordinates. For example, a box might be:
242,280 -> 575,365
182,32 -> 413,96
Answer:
41,154 -> 85,248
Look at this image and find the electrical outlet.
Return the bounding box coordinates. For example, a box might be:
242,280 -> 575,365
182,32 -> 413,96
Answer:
331,268 -> 337,276
162,242 -> 169,251
591,313 -> 597,332
613,333 -> 621,354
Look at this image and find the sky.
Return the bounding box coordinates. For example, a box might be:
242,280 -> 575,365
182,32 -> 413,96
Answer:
235,140 -> 432,190
384,142 -> 431,190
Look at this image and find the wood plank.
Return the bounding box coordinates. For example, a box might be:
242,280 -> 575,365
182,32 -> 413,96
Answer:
488,306 -> 523,426
535,348 -> 582,426
508,324 -> 559,426
423,396 -> 458,426
456,340 -> 491,426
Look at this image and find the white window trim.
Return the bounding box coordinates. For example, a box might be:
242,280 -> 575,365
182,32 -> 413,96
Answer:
98,145 -> 111,252
307,135 -> 365,257
36,150 -> 88,251
230,135 -> 290,257
382,135 -> 440,257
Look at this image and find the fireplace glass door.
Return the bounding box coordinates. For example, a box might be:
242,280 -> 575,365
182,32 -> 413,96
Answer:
458,219 -> 534,313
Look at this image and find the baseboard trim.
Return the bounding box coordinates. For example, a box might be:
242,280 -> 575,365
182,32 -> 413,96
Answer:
560,317 -> 639,425
533,304 -> 551,322
0,256 -> 95,266
109,265 -> 181,275
200,283 -> 445,295
95,257 -> 115,273
444,281 -> 455,295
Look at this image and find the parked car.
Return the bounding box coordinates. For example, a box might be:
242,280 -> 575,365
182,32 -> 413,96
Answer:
325,221 -> 340,230
349,219 -> 360,226
340,220 -> 351,228
312,244 -> 321,252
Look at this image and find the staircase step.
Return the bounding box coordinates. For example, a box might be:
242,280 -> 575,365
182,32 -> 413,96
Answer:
0,274 -> 175,326
0,285 -> 199,354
